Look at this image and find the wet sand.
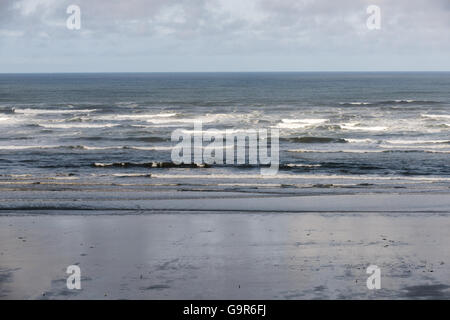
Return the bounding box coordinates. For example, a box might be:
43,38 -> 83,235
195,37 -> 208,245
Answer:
1,193 -> 450,299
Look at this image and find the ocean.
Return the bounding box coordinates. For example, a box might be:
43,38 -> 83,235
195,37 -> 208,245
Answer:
1,72 -> 450,199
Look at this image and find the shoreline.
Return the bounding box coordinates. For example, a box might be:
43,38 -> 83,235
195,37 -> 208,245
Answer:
1,193 -> 450,214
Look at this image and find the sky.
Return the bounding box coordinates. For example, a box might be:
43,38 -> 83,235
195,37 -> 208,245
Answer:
0,0 -> 449,72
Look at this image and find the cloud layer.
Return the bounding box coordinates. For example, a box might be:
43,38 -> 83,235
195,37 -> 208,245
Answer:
1,0 -> 449,72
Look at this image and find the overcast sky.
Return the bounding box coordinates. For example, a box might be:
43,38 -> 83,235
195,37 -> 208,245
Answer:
1,0 -> 449,72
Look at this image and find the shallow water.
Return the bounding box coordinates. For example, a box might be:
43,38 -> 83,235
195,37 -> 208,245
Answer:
1,213 -> 450,299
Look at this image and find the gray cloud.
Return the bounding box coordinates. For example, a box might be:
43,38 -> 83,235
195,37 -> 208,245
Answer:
0,0 -> 449,71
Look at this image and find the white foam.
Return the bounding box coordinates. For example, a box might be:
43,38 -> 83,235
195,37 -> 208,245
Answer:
0,145 -> 59,150
0,145 -> 231,151
380,145 -> 450,151
288,148 -> 450,154
346,138 -> 379,144
38,123 -> 119,129
275,118 -> 328,129
149,173 -> 450,182
281,119 -> 328,124
384,139 -> 450,145
123,146 -> 173,151
180,128 -> 249,135
144,113 -> 243,125
341,123 -> 387,132
0,145 -> 110,151
288,149 -> 381,154
98,113 -> 178,121
422,114 -> 450,120
0,115 -> 22,124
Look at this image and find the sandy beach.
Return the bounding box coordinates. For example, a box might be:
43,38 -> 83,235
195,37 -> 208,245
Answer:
1,193 -> 450,300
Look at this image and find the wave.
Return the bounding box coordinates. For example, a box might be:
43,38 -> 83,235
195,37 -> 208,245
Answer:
0,137 -> 31,141
75,145 -> 172,151
383,139 -> 450,145
0,145 -> 174,151
422,114 -> 450,120
340,123 -> 387,132
64,116 -> 92,122
68,136 -> 169,143
346,138 -> 379,144
93,162 -> 210,168
117,136 -> 169,143
0,145 -> 85,151
288,149 -> 380,154
384,100 -> 417,104
275,119 -> 328,129
97,113 -> 178,121
14,108 -> 97,115
284,137 -> 347,144
143,113 -> 246,125
181,128 -> 248,135
339,102 -> 371,106
384,149 -> 450,154
292,138 -> 450,147
146,173 -> 450,182
0,106 -> 15,114
388,100 -> 440,105
281,164 -> 322,168
111,173 -> 152,178
0,144 -> 237,151
380,144 -> 450,152
288,148 -> 450,154
121,146 -> 172,151
339,100 -> 440,107
93,162 -> 324,170
38,123 -> 119,129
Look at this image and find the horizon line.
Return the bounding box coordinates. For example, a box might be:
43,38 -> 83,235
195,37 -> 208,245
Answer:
1,70 -> 450,74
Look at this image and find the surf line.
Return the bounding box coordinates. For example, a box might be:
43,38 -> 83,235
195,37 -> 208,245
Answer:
170,121 -> 279,175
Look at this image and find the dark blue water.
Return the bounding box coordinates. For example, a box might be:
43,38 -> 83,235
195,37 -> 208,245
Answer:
0,72 -> 449,194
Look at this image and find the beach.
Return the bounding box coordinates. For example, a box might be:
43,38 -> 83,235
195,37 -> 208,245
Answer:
1,192 -> 450,300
